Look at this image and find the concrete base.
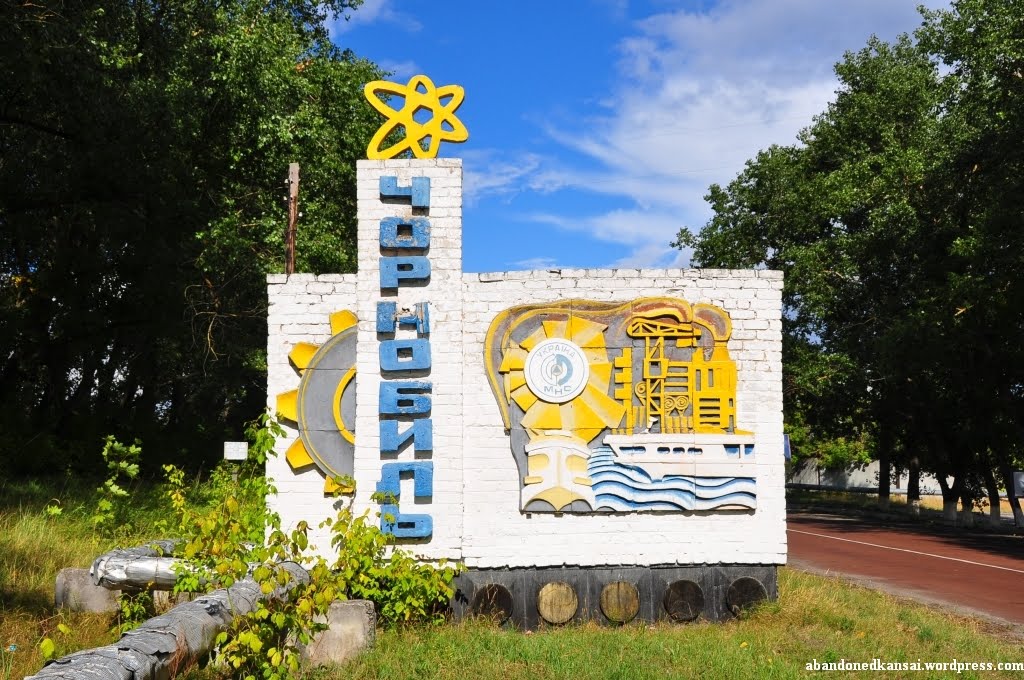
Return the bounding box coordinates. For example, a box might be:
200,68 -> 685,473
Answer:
55,568 -> 120,613
300,600 -> 376,666
452,564 -> 779,630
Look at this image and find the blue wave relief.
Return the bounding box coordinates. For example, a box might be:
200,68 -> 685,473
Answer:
587,447 -> 756,511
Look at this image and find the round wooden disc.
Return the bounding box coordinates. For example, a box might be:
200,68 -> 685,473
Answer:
537,582 -> 578,625
726,577 -> 768,616
663,580 -> 704,622
471,584 -> 513,623
600,581 -> 640,624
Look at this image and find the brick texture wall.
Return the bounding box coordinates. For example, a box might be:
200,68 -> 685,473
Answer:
267,159 -> 786,568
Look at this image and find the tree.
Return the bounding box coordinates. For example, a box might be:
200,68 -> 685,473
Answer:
917,0 -> 1024,523
680,4 -> 1024,524
0,0 -> 384,473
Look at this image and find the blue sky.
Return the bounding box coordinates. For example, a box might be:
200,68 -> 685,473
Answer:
330,0 -> 945,273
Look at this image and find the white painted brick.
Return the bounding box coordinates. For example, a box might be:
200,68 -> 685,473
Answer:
268,159 -> 785,570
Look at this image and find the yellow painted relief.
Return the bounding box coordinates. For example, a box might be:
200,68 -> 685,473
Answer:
276,310 -> 358,494
485,298 -> 755,512
611,301 -> 747,436
363,75 -> 469,159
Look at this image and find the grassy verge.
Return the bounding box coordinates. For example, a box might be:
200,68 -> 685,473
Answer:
787,488 -> 1018,529
787,487 -> 937,513
0,475 -> 195,679
334,569 -> 1023,680
7,477 -> 1022,679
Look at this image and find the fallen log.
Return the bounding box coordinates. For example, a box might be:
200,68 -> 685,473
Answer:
27,561 -> 309,680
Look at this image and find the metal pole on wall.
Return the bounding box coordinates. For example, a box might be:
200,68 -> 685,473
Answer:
285,162 -> 299,275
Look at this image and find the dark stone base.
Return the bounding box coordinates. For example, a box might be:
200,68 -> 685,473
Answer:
452,564 -> 778,629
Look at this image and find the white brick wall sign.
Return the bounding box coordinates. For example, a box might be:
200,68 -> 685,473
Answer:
268,158 -> 786,626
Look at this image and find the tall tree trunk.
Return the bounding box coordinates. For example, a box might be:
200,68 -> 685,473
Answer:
907,455 -> 921,516
958,484 -> 975,527
877,426 -> 891,510
982,466 -> 1002,528
937,473 -> 958,522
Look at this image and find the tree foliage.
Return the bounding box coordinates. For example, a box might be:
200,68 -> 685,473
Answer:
0,0 -> 384,472
158,416 -> 457,678
679,0 -> 1024,516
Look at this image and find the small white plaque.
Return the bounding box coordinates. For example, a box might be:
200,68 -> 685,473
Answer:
223,441 -> 249,461
524,338 -> 590,404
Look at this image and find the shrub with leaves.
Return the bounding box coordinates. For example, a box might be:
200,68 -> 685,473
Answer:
113,592 -> 154,634
92,436 -> 142,538
159,415 -> 333,679
210,523 -> 338,680
164,413 -> 460,679
38,623 -> 72,665
328,496 -> 459,627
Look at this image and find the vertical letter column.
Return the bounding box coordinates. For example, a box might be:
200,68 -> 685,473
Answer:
354,159 -> 464,561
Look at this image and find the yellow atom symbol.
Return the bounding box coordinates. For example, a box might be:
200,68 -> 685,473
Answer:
364,74 -> 469,160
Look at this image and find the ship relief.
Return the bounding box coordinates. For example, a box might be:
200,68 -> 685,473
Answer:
484,298 -> 756,513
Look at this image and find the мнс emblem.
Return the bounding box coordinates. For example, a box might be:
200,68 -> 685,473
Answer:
524,338 -> 590,403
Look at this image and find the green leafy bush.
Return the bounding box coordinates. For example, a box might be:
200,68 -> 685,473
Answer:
328,496 -> 458,627
164,413 -> 460,679
92,436 -> 142,538
114,592 -> 154,634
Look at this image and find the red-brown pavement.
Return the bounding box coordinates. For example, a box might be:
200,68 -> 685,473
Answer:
787,512 -> 1024,626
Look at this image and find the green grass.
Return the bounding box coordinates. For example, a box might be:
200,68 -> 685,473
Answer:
5,477 -> 1023,679
331,569 -> 1024,680
787,486 -> 1004,514
787,487 -> 921,511
0,474 -> 206,679
0,481 -> 116,679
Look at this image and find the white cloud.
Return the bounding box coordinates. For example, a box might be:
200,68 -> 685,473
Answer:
477,0 -> 947,267
378,59 -> 420,81
462,149 -> 545,205
330,0 -> 422,35
611,243 -> 693,269
528,209 -> 682,247
591,0 -> 629,21
511,257 -> 562,271
525,209 -> 688,268
549,77 -> 838,206
622,0 -> 941,85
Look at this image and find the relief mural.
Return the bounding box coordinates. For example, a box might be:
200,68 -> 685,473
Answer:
484,298 -> 756,513
276,310 -> 358,494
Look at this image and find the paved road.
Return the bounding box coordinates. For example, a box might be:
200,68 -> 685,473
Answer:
787,513 -> 1024,626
